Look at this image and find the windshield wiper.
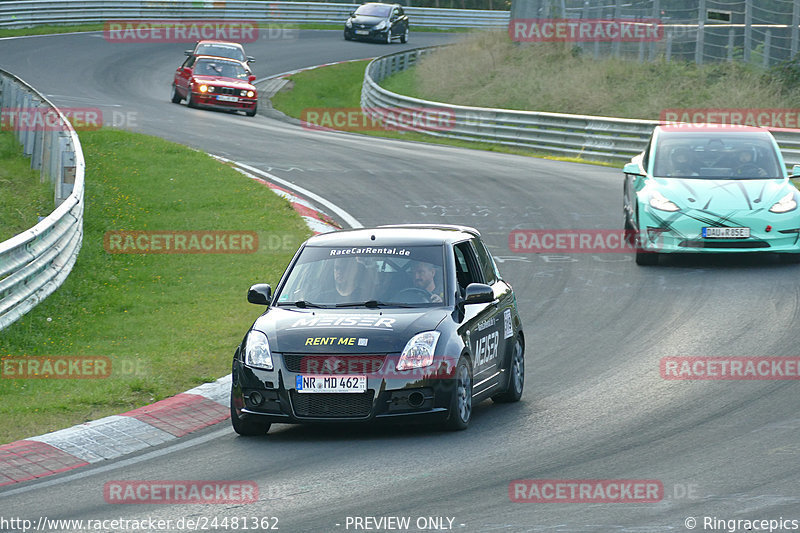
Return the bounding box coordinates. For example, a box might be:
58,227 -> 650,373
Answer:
336,300 -> 416,308
278,300 -> 329,308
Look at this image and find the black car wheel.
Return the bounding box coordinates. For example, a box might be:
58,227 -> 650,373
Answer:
187,91 -> 197,108
230,390 -> 270,436
246,103 -> 257,117
344,30 -> 352,40
400,27 -> 408,43
170,84 -> 182,104
492,336 -> 524,403
445,356 -> 472,431
631,206 -> 658,265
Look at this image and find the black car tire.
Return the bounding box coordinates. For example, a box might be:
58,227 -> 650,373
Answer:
230,391 -> 270,436
492,336 -> 524,403
400,27 -> 408,43
444,356 -> 472,431
385,30 -> 393,44
246,104 -> 257,117
629,207 -> 659,266
344,30 -> 352,40
187,91 -> 197,108
170,84 -> 182,104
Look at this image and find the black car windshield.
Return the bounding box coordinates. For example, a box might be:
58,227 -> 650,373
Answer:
194,43 -> 246,62
194,59 -> 249,79
275,245 -> 448,307
653,131 -> 783,179
354,4 -> 392,17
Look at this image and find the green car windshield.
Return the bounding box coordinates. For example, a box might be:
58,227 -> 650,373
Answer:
275,245 -> 447,308
653,132 -> 782,179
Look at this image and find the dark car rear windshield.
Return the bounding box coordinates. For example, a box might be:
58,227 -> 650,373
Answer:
275,245 -> 447,308
653,131 -> 782,179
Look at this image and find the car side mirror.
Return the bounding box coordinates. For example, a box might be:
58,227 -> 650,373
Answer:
247,56 -> 255,63
248,75 -> 256,82
184,50 -> 192,56
247,284 -> 271,305
182,67 -> 192,76
791,164 -> 800,178
623,162 -> 645,177
463,283 -> 494,305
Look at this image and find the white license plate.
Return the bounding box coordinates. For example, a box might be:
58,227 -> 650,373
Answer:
296,375 -> 366,393
217,95 -> 238,102
355,30 -> 370,35
702,227 -> 750,238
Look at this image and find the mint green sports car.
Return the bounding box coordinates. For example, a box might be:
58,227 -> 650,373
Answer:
623,125 -> 800,265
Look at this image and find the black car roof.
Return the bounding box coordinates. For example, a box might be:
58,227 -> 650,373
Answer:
304,225 -> 480,247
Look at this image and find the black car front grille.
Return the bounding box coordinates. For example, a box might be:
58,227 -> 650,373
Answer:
282,354 -> 386,374
219,87 -> 236,95
290,390 -> 375,418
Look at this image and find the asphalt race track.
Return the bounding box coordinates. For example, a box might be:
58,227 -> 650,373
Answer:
2,29 -> 800,532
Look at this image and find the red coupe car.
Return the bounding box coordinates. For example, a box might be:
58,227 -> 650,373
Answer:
171,55 -> 257,116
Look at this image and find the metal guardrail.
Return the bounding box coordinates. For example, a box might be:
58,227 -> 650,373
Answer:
361,47 -> 800,166
0,1 -> 509,29
0,70 -> 85,331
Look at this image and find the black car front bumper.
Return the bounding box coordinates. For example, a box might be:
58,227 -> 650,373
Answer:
231,351 -> 456,425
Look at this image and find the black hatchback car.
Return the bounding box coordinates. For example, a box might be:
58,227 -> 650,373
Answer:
230,225 -> 525,435
344,2 -> 409,43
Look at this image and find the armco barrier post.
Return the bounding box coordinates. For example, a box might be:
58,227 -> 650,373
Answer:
40,122 -> 52,182
59,146 -> 76,204
55,133 -> 70,204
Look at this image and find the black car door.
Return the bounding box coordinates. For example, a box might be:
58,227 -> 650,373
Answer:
453,240 -> 503,396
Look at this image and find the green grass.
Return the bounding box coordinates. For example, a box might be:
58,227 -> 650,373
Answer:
386,31 -> 800,119
0,129 -> 310,444
270,60 -> 611,165
0,132 -> 54,242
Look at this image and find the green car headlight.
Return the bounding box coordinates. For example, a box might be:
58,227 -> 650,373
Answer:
649,191 -> 679,212
770,191 -> 797,213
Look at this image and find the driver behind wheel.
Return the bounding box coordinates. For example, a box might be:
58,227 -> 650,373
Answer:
734,144 -> 768,177
412,261 -> 444,303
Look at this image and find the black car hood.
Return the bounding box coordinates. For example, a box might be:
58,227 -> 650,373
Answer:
350,15 -> 386,26
253,307 -> 449,354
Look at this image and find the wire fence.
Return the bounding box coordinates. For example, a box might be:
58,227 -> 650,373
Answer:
510,0 -> 800,67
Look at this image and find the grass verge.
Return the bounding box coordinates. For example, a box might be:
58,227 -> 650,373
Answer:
0,129 -> 310,444
269,60 -> 610,165
383,31 -> 800,119
0,132 -> 54,242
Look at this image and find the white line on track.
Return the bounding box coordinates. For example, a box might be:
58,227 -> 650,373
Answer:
214,156 -> 363,229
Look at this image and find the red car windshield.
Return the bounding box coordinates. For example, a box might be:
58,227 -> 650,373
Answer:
194,59 -> 249,80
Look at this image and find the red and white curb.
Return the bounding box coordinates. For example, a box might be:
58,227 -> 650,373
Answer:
0,160 -> 356,488
0,376 -> 230,487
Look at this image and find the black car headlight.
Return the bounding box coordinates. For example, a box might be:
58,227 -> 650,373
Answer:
245,330 -> 273,370
396,331 -> 440,370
